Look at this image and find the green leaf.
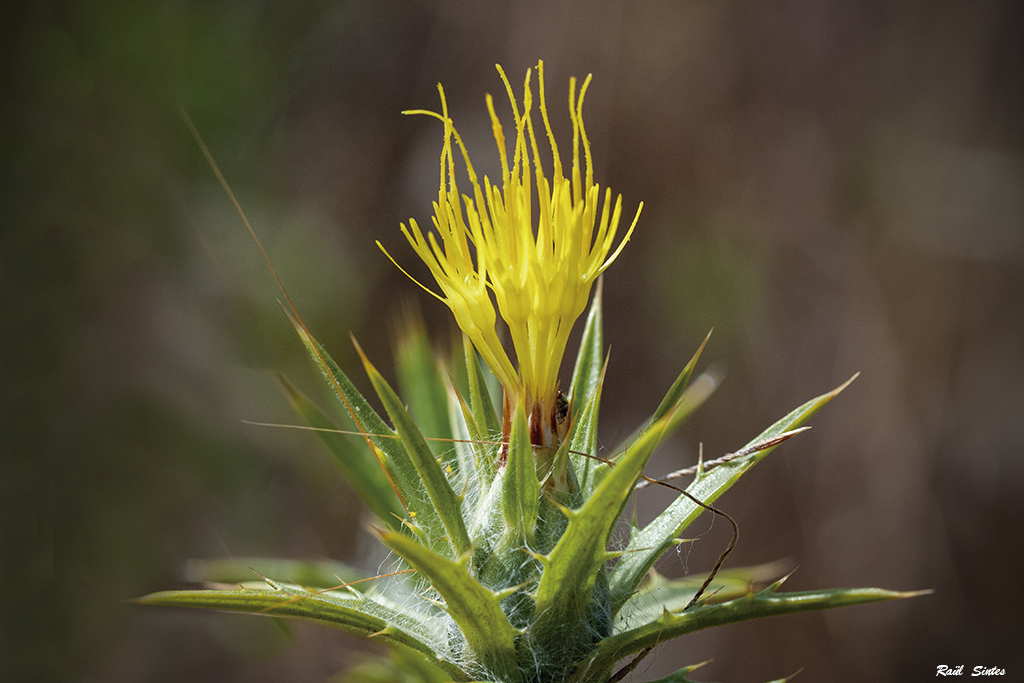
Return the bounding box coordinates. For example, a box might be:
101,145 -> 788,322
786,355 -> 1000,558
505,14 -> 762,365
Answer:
389,649 -> 458,683
280,375 -> 405,529
608,376 -> 857,615
532,405 -> 685,635
569,277 -> 604,412
623,663 -> 796,683
395,316 -> 454,449
568,357 -> 607,497
182,556 -> 366,590
356,339 -> 471,557
138,586 -> 468,680
524,405 -> 703,672
762,674 -> 802,683
464,334 -> 502,442
650,330 -> 712,424
339,648 -> 454,683
584,579 -> 927,677
285,312 -> 415,515
502,405 -> 540,544
615,560 -> 791,628
591,370 -> 718,495
634,660 -> 714,683
451,383 -> 497,485
380,533 -> 522,680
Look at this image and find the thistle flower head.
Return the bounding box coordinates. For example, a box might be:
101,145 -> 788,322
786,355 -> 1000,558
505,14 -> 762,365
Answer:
148,62 -> 902,683
379,61 -> 642,446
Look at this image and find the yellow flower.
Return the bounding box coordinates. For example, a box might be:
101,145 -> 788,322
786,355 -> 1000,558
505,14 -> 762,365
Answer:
379,61 -> 641,445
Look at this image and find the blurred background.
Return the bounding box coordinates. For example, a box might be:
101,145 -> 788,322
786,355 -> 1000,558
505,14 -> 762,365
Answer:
3,1 -> 1022,681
